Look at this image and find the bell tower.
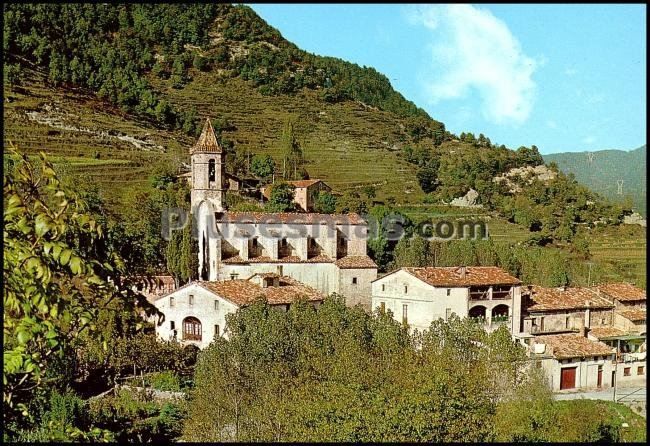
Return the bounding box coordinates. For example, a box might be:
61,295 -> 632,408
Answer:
190,118 -> 226,212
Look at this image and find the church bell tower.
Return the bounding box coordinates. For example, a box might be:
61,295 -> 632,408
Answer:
190,118 -> 226,212
191,118 -> 226,281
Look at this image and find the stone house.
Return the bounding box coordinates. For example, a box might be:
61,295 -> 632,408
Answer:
521,284 -> 646,389
153,273 -> 324,349
520,286 -> 615,336
189,118 -> 377,310
595,282 -> 646,335
529,334 -> 615,391
370,266 -> 522,333
261,179 -> 332,212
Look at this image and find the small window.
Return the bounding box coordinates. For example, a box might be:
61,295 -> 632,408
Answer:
208,159 -> 216,181
565,317 -> 570,329
189,294 -> 194,306
252,238 -> 258,247
446,289 -> 451,296
446,308 -> 452,321
170,321 -> 175,330
638,366 -> 644,375
402,304 -> 408,325
214,324 -> 220,337
601,318 -> 606,325
382,284 -> 385,292
281,238 -> 288,247
380,302 -> 386,314
169,296 -> 175,307
404,286 -> 408,294
352,277 -> 357,285
624,367 -> 631,376
214,300 -> 219,311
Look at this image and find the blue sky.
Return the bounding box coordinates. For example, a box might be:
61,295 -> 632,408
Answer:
249,4 -> 646,154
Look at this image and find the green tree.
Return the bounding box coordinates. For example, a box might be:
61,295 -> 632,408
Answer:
280,120 -> 305,180
313,191 -> 337,214
266,182 -> 296,212
250,154 -> 275,181
3,150 -> 154,433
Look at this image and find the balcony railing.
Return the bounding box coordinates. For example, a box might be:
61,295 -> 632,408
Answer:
183,332 -> 202,341
469,291 -> 489,300
492,316 -> 510,324
492,291 -> 512,300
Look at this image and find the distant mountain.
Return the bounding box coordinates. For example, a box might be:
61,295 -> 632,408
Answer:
543,145 -> 646,216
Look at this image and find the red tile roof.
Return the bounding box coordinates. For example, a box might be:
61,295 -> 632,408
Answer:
334,255 -> 378,269
595,283 -> 646,302
534,334 -> 614,359
616,308 -> 646,322
289,179 -> 323,188
401,266 -> 520,287
190,118 -> 222,154
197,276 -> 324,306
588,326 -> 627,339
526,286 -> 614,312
214,211 -> 366,225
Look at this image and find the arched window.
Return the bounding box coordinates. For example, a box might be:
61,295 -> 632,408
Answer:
183,317 -> 202,341
208,159 -> 216,182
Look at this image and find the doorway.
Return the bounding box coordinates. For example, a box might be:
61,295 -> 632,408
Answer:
560,367 -> 577,390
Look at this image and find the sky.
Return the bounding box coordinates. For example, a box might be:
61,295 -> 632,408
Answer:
249,4 -> 646,155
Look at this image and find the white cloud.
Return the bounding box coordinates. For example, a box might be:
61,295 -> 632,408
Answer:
582,136 -> 596,145
407,4 -> 538,125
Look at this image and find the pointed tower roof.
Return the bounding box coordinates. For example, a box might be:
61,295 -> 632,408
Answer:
191,118 -> 222,154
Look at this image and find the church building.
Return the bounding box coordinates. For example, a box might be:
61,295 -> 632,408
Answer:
189,118 -> 377,309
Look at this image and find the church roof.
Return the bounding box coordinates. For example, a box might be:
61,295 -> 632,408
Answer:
190,118 -> 222,154
213,211 -> 366,225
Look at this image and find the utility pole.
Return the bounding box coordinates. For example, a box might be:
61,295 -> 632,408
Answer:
613,338 -> 620,402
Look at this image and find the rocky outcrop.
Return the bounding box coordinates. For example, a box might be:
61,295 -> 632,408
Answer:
493,164 -> 557,193
623,212 -> 647,227
450,188 -> 482,207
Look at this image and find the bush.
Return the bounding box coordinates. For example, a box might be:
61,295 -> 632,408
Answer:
149,371 -> 181,392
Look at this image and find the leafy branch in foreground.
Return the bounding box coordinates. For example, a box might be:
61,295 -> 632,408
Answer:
2,149 -> 157,432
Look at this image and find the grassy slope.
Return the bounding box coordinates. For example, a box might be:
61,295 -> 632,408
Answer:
543,145 -> 646,216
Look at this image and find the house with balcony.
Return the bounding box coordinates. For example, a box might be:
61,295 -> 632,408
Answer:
153,273 -> 324,348
370,266 -> 522,333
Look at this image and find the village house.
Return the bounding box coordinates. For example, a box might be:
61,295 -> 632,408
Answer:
370,266 -> 522,333
261,179 -> 332,212
519,285 -> 615,336
153,273 -> 324,348
528,333 -> 616,391
189,118 -> 377,309
520,284 -> 646,390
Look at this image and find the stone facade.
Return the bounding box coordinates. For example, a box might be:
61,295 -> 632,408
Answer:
371,267 -> 522,334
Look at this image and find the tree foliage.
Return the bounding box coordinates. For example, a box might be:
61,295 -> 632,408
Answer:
3,150 -> 156,431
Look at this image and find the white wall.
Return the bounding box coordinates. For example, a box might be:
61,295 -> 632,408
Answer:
153,283 -> 239,349
539,355 -> 614,391
339,268 -> 377,310
371,270 -> 469,332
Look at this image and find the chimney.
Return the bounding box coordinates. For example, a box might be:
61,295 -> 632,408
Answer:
277,265 -> 283,276
458,266 -> 467,279
557,285 -> 567,292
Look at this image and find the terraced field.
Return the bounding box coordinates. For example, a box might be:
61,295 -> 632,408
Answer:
588,225 -> 646,288
150,71 -> 423,202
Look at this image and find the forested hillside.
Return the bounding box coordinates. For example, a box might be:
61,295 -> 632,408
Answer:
3,3 -> 639,270
544,145 -> 646,216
